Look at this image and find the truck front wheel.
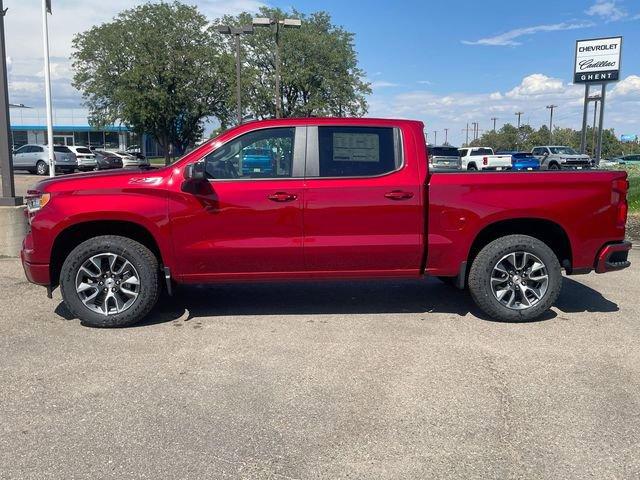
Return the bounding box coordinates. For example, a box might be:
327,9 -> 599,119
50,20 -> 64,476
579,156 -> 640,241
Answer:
59,235 -> 160,327
468,234 -> 562,322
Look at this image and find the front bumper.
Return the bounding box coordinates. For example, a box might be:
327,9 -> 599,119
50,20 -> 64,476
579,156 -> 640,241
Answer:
595,241 -> 632,273
21,252 -> 50,285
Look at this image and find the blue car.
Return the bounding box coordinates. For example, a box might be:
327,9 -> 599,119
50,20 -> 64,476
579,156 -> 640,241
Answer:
241,148 -> 275,176
511,152 -> 540,171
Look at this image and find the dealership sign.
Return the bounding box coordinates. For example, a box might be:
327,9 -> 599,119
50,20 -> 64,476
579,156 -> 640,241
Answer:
574,36 -> 622,83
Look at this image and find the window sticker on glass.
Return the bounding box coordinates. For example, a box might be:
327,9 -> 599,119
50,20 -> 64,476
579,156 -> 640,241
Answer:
332,133 -> 380,162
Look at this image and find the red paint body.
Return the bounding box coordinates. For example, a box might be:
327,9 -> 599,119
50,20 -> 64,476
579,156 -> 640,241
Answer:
21,118 -> 630,289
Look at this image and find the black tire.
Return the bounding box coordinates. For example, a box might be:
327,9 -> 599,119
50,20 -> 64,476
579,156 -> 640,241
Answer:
468,234 -> 562,322
467,163 -> 478,171
36,160 -> 48,176
59,235 -> 160,327
548,162 -> 560,170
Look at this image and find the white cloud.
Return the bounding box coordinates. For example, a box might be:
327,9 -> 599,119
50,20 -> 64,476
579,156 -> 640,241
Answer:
586,0 -> 627,22
506,74 -> 566,97
367,74 -> 638,146
370,80 -> 400,89
610,75 -> 640,97
462,22 -> 593,46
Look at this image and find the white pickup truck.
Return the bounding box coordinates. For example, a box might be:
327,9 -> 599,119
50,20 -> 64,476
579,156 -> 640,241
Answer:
459,147 -> 512,171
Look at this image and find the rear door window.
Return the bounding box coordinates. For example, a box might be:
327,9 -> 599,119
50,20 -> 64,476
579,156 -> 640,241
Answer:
316,126 -> 402,177
53,146 -> 71,153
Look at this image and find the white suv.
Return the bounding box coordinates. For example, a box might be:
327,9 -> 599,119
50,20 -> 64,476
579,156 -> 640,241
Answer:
68,146 -> 97,172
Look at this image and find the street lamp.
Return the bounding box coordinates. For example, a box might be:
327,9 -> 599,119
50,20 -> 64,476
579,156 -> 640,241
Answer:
217,24 -> 253,125
252,16 -> 301,118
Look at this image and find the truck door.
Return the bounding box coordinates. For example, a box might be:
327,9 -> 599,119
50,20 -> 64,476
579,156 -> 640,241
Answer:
302,125 -> 423,275
170,126 -> 306,280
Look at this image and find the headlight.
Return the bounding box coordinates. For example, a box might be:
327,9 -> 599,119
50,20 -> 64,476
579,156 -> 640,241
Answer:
26,192 -> 51,213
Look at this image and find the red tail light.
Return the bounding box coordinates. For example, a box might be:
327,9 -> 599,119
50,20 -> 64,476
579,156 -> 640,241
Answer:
612,178 -> 629,228
483,156 -> 488,165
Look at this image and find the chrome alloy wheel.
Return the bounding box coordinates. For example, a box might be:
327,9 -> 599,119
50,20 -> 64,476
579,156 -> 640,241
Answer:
490,252 -> 549,310
75,253 -> 140,316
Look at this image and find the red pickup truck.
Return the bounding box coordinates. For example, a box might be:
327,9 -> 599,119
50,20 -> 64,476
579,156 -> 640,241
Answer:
21,118 -> 631,327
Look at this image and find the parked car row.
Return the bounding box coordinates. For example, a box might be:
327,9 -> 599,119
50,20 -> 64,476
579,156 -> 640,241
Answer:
428,144 -> 594,172
11,144 -> 149,175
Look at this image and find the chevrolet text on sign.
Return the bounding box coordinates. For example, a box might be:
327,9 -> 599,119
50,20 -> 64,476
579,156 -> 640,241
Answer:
574,36 -> 622,83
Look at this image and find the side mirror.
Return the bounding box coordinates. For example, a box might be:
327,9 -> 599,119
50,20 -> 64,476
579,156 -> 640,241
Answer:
184,161 -> 206,180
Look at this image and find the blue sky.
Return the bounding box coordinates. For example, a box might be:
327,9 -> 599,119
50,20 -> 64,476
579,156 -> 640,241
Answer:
5,0 -> 640,145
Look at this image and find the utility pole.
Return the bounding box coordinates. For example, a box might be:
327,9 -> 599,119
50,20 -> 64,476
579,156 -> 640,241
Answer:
546,105 -> 557,144
217,24 -> 254,125
465,123 -> 469,146
433,130 -> 437,146
491,117 -> 498,132
514,112 -> 523,150
471,122 -> 478,141
0,1 -> 22,205
515,112 -> 523,129
444,128 -> 448,145
253,17 -> 301,118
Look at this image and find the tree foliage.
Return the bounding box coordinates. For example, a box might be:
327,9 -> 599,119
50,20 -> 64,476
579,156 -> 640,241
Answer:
215,7 -> 371,126
72,2 -> 234,164
468,123 -> 639,158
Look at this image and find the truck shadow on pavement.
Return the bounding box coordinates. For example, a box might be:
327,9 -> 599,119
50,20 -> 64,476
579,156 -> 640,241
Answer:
53,276 -> 619,327
56,275 -> 621,327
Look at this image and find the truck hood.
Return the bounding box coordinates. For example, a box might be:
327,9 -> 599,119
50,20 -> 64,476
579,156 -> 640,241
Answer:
33,167 -> 168,193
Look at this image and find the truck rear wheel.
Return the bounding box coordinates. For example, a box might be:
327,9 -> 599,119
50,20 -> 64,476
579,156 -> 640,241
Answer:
59,235 -> 160,327
468,234 -> 562,322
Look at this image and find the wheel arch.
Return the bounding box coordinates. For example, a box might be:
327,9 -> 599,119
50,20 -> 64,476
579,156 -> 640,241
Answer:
468,218 -> 573,273
50,220 -> 164,288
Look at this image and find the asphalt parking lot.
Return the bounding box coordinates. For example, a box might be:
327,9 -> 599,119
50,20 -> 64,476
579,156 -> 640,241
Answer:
1,249 -> 639,479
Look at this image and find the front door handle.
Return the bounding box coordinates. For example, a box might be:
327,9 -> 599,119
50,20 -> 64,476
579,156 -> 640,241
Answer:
384,190 -> 414,200
268,192 -> 298,202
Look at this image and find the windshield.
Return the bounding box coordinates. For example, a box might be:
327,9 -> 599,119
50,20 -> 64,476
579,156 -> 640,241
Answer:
549,147 -> 577,155
53,146 -> 71,153
430,147 -> 459,157
75,147 -> 92,154
471,148 -> 493,156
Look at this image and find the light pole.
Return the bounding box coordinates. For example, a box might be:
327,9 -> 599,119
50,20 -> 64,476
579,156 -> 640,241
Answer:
546,105 -> 557,144
444,128 -> 448,145
41,0 -> 54,177
217,24 -> 253,125
253,16 -> 301,118
491,117 -> 498,132
433,130 -> 437,145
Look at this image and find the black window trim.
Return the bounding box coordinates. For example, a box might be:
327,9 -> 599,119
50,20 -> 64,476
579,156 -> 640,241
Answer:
304,125 -> 405,179
197,125 -> 307,182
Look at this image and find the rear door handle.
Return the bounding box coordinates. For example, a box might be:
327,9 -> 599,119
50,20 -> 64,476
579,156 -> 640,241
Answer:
384,190 -> 414,200
268,192 -> 298,202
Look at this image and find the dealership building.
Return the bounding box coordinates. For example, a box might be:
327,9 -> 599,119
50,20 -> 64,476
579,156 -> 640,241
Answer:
9,107 -> 164,157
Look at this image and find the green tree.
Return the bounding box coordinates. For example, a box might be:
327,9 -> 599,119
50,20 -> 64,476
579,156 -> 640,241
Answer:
215,7 -> 370,125
72,1 -> 234,165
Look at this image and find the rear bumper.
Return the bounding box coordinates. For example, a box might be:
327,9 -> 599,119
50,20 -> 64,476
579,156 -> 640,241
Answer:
595,241 -> 632,273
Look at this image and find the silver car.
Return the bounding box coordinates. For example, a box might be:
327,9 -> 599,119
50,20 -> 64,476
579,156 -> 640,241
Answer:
428,145 -> 461,171
12,144 -> 77,175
